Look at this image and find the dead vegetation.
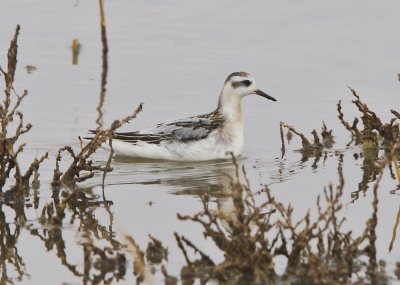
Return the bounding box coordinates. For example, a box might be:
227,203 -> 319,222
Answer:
115,154 -> 389,285
280,86 -> 399,157
146,235 -> 169,265
280,86 -> 400,204
280,121 -> 334,158
0,23 -> 139,285
104,153 -> 392,285
51,103 -> 143,188
1,151 -> 391,284
337,87 -> 399,148
0,28 -> 47,276
71,38 -> 81,65
0,25 -> 48,193
156,155 -> 384,285
279,121 -> 334,170
337,88 -> 400,202
29,185 -> 126,285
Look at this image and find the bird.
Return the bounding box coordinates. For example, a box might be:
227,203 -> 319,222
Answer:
104,72 -> 276,161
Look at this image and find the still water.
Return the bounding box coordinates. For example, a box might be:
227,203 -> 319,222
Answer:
0,0 -> 400,283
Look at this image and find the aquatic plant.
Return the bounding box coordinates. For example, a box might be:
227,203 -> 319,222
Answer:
337,87 -> 399,148
279,121 -> 334,170
139,155 -> 384,285
0,29 -> 48,283
280,121 -> 334,157
0,25 -> 48,192
280,85 -> 400,203
51,103 -> 143,188
280,86 -> 399,157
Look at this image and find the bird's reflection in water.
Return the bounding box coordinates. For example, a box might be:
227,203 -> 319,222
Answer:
112,155 -> 243,225
112,156 -> 235,192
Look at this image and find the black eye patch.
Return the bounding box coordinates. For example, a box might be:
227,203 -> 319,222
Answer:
232,79 -> 252,88
242,80 -> 252,87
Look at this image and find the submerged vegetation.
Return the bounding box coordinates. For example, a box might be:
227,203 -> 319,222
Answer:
0,9 -> 400,285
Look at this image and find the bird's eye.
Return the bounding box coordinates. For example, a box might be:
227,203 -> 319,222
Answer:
242,80 -> 252,87
231,79 -> 252,88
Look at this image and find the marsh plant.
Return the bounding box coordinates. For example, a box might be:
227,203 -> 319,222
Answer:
281,86 -> 400,154
142,155 -> 383,285
0,26 -> 48,193
337,87 -> 399,149
0,25 -> 138,284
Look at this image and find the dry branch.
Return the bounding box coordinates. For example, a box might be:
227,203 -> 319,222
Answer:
52,103 -> 143,188
392,110 -> 400,120
338,87 -> 399,147
0,25 -> 47,191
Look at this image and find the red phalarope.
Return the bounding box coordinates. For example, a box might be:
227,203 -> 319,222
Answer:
100,72 -> 276,161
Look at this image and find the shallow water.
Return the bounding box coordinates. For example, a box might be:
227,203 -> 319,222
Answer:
0,0 -> 400,284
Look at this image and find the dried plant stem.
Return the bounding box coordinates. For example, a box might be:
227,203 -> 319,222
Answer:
337,88 -> 399,147
366,170 -> 381,282
54,103 -> 143,188
0,25 -> 20,93
161,265 -> 178,285
102,137 -> 113,188
280,122 -> 311,148
174,233 -> 192,266
125,235 -> 145,277
180,235 -> 214,265
125,235 -> 156,285
0,25 -> 47,190
392,110 -> 400,120
279,122 -> 286,157
96,0 -> 109,130
389,205 -> 400,252
71,39 -> 81,65
337,100 -> 359,138
392,149 -> 400,185
98,0 -> 108,55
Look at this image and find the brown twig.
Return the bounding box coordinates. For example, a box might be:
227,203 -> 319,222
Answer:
389,205 -> 400,252
280,122 -> 311,148
337,100 -> 358,137
96,0 -> 109,130
279,122 -> 286,158
392,110 -> 400,120
54,103 -> 143,188
125,235 -> 148,284
0,25 -> 47,191
174,233 -> 192,266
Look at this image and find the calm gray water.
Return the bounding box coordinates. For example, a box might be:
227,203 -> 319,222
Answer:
0,0 -> 400,284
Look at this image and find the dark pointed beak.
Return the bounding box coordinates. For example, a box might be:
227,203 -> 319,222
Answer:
254,89 -> 277,102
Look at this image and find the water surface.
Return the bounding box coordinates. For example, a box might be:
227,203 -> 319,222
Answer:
0,0 -> 400,283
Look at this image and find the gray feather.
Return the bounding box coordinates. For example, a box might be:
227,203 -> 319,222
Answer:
113,110 -> 225,145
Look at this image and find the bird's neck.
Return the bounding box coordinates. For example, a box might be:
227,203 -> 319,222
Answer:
217,92 -> 243,123
216,92 -> 244,155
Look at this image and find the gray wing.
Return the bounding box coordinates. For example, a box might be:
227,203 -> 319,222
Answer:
113,111 -> 225,145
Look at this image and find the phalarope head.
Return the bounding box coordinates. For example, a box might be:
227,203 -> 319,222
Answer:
218,72 -> 276,118
222,71 -> 276,101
